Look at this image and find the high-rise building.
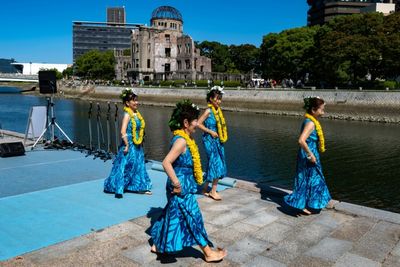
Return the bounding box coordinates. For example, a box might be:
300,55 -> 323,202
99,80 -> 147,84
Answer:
307,0 -> 396,26
73,21 -> 139,62
107,7 -> 126,24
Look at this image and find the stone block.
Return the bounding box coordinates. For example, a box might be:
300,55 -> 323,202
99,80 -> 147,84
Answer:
288,255 -> 333,267
241,210 -> 278,228
263,223 -> 332,264
313,212 -> 352,229
392,241 -> 400,256
334,202 -> 400,225
227,236 -> 271,264
91,221 -> 145,242
210,210 -> 248,227
210,221 -> 259,244
253,222 -> 292,244
242,255 -> 287,267
333,253 -> 381,267
24,236 -> 92,262
122,243 -> 158,265
351,221 -> 400,262
305,237 -> 353,261
330,217 -> 375,242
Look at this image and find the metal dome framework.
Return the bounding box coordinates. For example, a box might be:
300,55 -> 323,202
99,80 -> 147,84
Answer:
151,6 -> 183,22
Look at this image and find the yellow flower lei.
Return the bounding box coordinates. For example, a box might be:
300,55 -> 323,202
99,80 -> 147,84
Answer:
305,113 -> 326,153
208,104 -> 228,143
124,106 -> 145,145
173,129 -> 203,185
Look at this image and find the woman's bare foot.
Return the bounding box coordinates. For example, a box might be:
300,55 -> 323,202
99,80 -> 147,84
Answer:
208,192 -> 222,201
144,191 -> 152,195
204,248 -> 227,262
202,189 -> 209,196
302,208 -> 312,215
150,244 -> 158,254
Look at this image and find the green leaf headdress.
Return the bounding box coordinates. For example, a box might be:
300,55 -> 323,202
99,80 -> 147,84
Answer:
119,88 -> 135,101
168,99 -> 200,131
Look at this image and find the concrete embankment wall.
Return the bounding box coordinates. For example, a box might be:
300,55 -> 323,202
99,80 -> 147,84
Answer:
61,85 -> 400,123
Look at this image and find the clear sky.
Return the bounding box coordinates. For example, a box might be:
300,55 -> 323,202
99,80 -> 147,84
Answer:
0,0 -> 308,64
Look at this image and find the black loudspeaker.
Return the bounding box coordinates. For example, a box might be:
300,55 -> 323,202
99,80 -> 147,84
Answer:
0,142 -> 25,157
39,70 -> 57,94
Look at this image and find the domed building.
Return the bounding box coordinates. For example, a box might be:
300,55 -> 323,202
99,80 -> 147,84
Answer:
128,6 -> 211,82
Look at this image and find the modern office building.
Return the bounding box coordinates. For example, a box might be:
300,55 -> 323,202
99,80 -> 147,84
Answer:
128,6 -> 212,82
72,21 -> 140,62
307,0 -> 397,26
107,7 -> 126,24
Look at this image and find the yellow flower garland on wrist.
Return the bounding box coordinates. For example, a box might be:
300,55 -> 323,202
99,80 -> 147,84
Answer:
124,106 -> 145,145
305,113 -> 326,153
208,104 -> 228,143
173,129 -> 203,185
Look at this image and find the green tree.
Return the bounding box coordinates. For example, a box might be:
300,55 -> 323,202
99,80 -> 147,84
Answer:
381,12 -> 400,79
62,66 -> 73,78
314,13 -> 385,86
229,44 -> 260,73
260,26 -> 318,81
197,41 -> 236,72
74,50 -> 115,80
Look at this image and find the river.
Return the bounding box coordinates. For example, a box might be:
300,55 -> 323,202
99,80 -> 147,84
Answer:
1,87 -> 399,213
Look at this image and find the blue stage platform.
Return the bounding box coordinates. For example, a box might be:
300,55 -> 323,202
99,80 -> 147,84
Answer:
0,149 -> 233,261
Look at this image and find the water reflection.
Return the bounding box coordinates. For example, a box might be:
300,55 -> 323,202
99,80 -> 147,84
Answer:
1,90 -> 399,213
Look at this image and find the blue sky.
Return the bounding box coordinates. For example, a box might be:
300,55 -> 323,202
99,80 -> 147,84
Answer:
0,0 -> 308,64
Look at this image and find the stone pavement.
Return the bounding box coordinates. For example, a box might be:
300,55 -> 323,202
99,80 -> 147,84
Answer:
2,182 -> 400,266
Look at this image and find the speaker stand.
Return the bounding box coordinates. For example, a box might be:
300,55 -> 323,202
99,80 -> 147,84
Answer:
31,96 -> 73,150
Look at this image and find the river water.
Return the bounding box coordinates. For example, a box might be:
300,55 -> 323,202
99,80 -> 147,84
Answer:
1,87 -> 400,213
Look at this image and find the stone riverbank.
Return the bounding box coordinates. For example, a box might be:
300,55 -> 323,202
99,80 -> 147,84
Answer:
19,84 -> 400,123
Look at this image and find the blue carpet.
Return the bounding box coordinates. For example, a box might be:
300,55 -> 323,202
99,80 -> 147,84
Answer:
0,150 -> 231,261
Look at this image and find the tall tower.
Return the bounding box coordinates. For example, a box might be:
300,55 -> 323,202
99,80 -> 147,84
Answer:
107,7 -> 126,24
307,1 -> 395,26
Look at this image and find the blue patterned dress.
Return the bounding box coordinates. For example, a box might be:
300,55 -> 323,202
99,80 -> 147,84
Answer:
151,136 -> 213,253
284,118 -> 331,210
104,112 -> 152,195
202,108 -> 227,182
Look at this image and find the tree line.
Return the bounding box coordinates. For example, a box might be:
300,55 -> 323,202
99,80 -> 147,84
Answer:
260,12 -> 400,88
68,12 -> 400,88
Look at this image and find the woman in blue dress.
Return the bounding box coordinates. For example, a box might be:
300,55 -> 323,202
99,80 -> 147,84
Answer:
150,100 -> 227,263
284,97 -> 331,215
104,88 -> 152,198
198,86 -> 227,201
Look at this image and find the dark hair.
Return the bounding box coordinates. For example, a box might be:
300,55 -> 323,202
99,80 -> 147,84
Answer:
120,88 -> 137,105
206,86 -> 224,103
303,97 -> 325,114
168,99 -> 200,131
206,90 -> 223,103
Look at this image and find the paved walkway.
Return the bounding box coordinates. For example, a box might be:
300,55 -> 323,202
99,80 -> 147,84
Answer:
2,181 -> 400,266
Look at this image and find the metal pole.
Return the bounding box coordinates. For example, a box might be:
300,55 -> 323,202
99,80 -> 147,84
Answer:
88,102 -> 93,150
114,103 -> 119,153
96,103 -> 101,150
106,102 -> 111,153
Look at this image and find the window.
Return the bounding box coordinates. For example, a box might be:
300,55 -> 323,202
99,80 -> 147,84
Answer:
165,34 -> 170,42
177,60 -> 182,70
185,59 -> 190,69
165,48 -> 171,57
147,59 -> 150,68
